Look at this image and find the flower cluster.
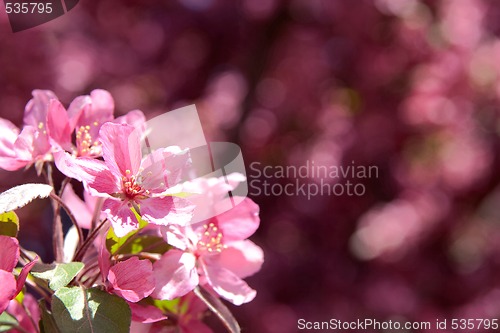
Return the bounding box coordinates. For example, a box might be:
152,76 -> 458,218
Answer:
0,90 -> 263,333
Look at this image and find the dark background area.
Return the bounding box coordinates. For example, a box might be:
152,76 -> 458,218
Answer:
2,0 -> 500,332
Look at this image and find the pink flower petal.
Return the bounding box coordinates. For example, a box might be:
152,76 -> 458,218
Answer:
6,293 -> 40,333
140,147 -> 191,191
141,197 -> 193,227
152,250 -> 198,300
61,183 -> 93,229
214,240 -> 264,279
67,95 -> 91,129
129,303 -> 168,323
46,99 -> 72,150
0,156 -> 28,171
114,110 -> 146,128
100,122 -> 141,177
13,127 -> 36,163
89,90 -> 115,121
98,237 -> 111,283
161,225 -> 189,251
0,118 -> 20,157
0,236 -> 19,272
23,90 -> 57,127
108,257 -> 155,303
0,270 -> 17,314
53,150 -> 119,195
137,150 -> 170,194
216,197 -> 260,242
102,199 -> 139,237
201,259 -> 256,305
15,257 -> 38,295
78,90 -> 115,146
83,189 -> 100,213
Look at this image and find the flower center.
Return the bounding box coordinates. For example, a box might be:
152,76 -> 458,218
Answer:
122,170 -> 149,200
197,222 -> 225,255
76,125 -> 101,157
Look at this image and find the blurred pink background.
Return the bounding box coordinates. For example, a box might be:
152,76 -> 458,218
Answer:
2,0 -> 500,332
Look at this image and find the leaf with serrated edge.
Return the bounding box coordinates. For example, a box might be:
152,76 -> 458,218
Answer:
194,286 -> 241,333
52,287 -> 131,333
0,184 -> 53,214
31,262 -> 84,291
0,211 -> 19,237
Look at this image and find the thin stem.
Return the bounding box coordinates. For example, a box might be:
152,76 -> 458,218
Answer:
91,197 -> 104,231
58,177 -> 70,197
19,248 -> 35,263
73,219 -> 108,262
83,272 -> 101,288
45,164 -> 64,262
24,278 -> 51,303
50,193 -> 85,248
76,262 -> 100,283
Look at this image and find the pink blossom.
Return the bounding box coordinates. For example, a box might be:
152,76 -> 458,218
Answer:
64,89 -> 146,158
156,176 -> 263,305
55,122 -> 193,236
107,257 -> 156,303
66,89 -> 115,157
151,249 -> 199,300
95,242 -> 156,304
0,236 -> 37,314
0,90 -> 72,171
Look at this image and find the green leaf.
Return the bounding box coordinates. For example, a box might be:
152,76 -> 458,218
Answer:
106,207 -> 149,254
14,290 -> 24,304
31,262 -> 84,291
39,300 -> 61,333
194,286 -> 241,333
116,235 -> 171,255
152,297 -> 191,316
0,211 -> 19,237
153,298 -> 181,314
0,183 -> 53,214
0,312 -> 18,332
52,286 -> 131,333
106,226 -> 133,254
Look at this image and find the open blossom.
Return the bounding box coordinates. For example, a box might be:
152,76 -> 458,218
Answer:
156,175 -> 264,305
0,236 -> 37,314
62,89 -> 146,158
55,122 -> 193,236
0,89 -> 145,173
0,90 -> 72,171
